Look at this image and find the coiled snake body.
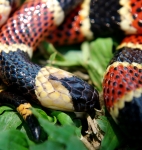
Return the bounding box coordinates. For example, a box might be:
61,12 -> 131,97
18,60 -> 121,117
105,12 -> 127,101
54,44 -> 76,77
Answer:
0,0 -> 142,142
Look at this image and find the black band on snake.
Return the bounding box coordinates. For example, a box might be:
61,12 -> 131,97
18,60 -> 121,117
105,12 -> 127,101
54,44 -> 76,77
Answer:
0,0 -> 142,142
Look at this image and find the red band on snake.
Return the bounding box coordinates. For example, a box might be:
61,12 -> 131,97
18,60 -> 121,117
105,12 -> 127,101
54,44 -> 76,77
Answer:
0,0 -> 142,142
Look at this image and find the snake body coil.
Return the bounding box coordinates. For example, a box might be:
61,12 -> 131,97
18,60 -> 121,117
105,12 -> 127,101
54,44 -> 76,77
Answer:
0,0 -> 142,142
0,0 -> 99,113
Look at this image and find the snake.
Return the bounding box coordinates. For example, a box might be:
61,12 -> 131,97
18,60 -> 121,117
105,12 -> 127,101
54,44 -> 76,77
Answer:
0,0 -> 142,143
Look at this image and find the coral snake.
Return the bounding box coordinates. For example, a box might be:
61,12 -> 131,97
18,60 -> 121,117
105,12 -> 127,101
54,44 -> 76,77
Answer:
0,0 -> 142,142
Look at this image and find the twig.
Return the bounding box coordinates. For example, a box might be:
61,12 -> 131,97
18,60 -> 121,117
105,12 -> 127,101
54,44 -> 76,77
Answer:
81,135 -> 96,150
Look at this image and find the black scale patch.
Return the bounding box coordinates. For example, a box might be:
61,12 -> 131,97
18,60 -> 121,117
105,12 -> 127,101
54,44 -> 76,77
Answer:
0,90 -> 41,141
110,47 -> 142,64
116,94 -> 142,141
58,0 -> 83,15
0,90 -> 28,107
0,49 -> 41,102
49,75 -> 99,112
89,0 -> 122,36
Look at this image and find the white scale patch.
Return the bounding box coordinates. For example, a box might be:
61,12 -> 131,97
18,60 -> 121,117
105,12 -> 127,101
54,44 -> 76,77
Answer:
118,0 -> 137,34
35,66 -> 74,111
0,0 -> 11,27
79,0 -> 94,40
110,88 -> 142,123
105,62 -> 142,123
0,43 -> 33,58
42,0 -> 65,26
117,42 -> 142,50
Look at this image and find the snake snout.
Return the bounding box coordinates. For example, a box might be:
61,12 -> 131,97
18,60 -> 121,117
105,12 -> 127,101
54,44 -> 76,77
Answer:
35,66 -> 99,112
72,79 -> 100,112
55,75 -> 100,112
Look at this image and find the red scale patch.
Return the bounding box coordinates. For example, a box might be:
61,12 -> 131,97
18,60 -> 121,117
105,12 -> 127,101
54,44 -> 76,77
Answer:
130,0 -> 142,33
121,34 -> 142,45
0,0 -> 57,49
46,5 -> 85,45
103,63 -> 142,111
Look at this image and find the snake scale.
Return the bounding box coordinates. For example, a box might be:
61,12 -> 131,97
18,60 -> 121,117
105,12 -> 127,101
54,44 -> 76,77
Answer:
0,0 -> 142,143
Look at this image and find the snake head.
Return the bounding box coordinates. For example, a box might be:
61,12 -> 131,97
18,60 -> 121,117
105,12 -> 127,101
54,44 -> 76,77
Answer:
35,66 -> 100,112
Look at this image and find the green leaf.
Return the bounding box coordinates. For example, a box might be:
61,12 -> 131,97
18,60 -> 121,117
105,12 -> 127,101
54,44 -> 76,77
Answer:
32,108 -> 87,150
43,38 -> 113,92
97,115 -> 124,150
54,50 -> 82,66
0,130 -> 29,150
0,106 -> 13,114
90,38 -> 113,61
0,111 -> 22,131
43,41 -> 82,66
42,42 -> 65,61
51,111 -> 74,125
51,111 -> 82,137
48,52 -> 57,66
30,140 -> 64,150
96,116 -> 108,132
66,136 -> 87,150
81,42 -> 90,64
86,63 -> 102,91
35,107 -> 57,123
82,38 -> 113,91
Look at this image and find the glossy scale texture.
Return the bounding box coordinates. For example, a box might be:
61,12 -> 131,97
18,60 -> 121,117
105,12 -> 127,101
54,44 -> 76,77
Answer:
1,0 -> 142,142
0,90 -> 40,140
0,0 -> 99,112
